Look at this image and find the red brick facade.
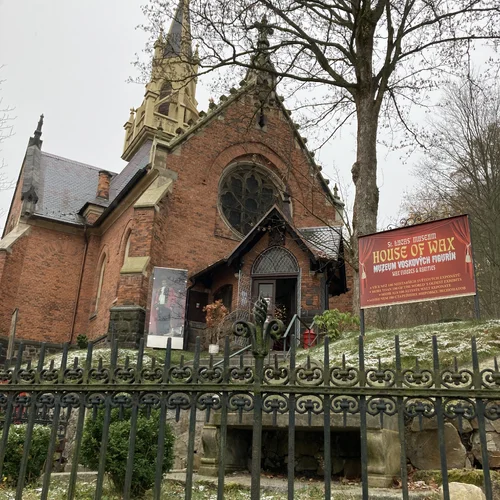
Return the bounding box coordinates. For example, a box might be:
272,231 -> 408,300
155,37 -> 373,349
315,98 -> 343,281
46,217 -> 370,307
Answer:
0,84 -> 351,348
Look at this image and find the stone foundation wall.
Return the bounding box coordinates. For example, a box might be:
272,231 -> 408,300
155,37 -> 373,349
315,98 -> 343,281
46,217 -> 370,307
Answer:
107,306 -> 146,346
405,415 -> 500,471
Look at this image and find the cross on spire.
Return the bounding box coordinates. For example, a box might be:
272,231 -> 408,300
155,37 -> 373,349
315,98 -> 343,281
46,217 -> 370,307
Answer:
255,14 -> 273,49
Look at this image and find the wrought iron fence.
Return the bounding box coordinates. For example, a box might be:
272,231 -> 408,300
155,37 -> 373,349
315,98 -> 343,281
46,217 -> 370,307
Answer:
0,298 -> 499,499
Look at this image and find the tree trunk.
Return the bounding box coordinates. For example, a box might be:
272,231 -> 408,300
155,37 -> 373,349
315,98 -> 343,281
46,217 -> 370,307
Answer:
351,95 -> 380,314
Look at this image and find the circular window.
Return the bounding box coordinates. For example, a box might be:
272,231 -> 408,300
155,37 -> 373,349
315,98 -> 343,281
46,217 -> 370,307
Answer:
219,165 -> 282,235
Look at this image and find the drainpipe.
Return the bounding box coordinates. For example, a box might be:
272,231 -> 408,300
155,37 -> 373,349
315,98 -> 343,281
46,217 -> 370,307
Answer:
70,224 -> 89,344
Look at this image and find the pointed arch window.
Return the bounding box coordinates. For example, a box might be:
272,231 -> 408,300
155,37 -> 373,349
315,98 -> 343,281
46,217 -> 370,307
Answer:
95,256 -> 106,313
252,247 -> 299,276
158,82 -> 172,116
123,232 -> 132,264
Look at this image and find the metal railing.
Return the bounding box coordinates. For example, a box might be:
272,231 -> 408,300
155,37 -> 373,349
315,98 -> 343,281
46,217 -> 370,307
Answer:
281,314 -> 316,358
0,301 -> 499,500
214,314 -> 312,367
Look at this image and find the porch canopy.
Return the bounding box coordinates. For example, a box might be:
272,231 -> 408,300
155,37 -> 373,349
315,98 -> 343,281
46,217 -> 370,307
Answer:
190,206 -> 347,297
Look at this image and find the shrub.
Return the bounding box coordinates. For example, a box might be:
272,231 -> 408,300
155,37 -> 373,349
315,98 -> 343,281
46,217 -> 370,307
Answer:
313,309 -> 360,340
3,424 -> 51,485
76,334 -> 89,349
81,408 -> 175,497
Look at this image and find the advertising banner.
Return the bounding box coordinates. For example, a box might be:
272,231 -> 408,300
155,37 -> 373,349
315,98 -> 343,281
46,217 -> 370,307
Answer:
147,267 -> 188,349
359,215 -> 476,309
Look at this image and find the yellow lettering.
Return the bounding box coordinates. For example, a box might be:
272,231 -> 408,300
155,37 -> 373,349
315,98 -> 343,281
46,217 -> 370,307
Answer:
428,240 -> 439,254
447,237 -> 455,250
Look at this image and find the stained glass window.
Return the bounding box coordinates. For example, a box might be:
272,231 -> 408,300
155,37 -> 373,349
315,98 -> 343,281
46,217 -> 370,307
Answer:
252,247 -> 299,275
219,167 -> 280,235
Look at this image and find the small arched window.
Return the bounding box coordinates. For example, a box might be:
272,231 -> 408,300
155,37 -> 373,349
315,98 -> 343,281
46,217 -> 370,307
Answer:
95,256 -> 106,313
123,232 -> 132,264
158,82 -> 172,116
160,82 -> 172,99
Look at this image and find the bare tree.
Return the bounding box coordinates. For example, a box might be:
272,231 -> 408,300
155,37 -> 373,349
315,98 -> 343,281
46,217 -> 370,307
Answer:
408,76 -> 500,317
138,0 -> 500,309
0,68 -> 14,204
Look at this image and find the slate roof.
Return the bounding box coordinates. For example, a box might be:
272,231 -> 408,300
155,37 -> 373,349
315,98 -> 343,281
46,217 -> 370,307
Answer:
35,152 -> 108,224
298,226 -> 343,260
109,141 -> 152,201
31,140 -> 152,225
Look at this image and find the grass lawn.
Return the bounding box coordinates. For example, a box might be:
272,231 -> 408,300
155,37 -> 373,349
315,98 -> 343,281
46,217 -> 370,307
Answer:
296,319 -> 500,369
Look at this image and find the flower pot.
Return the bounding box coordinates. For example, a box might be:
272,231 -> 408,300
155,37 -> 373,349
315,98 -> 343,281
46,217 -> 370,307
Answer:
208,344 -> 220,355
302,329 -> 316,349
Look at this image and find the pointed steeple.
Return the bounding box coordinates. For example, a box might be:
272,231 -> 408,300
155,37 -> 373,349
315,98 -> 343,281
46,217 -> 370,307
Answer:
28,114 -> 44,148
22,115 -> 44,215
164,0 -> 192,60
122,0 -> 199,160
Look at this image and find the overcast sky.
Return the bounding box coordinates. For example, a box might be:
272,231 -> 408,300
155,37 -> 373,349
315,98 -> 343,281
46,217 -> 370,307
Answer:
0,0 -> 420,232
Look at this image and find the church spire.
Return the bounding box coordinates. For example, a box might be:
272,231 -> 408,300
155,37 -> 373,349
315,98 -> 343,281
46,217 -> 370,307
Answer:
164,0 -> 192,60
122,0 -> 199,160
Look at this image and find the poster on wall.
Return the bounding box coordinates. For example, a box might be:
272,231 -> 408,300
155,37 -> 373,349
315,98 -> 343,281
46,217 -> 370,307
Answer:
147,267 -> 188,349
359,215 -> 476,309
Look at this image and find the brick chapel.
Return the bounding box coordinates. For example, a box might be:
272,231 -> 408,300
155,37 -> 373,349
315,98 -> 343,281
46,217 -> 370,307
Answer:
0,0 -> 351,352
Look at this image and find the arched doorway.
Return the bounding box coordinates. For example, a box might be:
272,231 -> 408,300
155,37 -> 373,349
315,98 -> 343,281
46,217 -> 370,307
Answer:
251,247 -> 299,349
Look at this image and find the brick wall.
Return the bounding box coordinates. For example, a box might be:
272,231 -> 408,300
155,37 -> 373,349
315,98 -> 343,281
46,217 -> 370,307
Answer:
85,206 -> 137,339
0,225 -> 85,342
0,87 -> 350,345
330,261 -> 354,313
0,235 -> 29,338
151,93 -> 341,275
141,92 -> 350,332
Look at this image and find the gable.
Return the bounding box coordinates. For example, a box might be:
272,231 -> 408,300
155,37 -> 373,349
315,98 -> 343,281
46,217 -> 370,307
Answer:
191,207 -> 343,286
158,81 -> 339,209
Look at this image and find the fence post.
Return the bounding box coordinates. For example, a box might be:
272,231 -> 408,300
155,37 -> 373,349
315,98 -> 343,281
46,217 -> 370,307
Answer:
233,297 -> 285,500
395,336 -> 409,500
432,336 -> 450,500
471,337 -> 493,499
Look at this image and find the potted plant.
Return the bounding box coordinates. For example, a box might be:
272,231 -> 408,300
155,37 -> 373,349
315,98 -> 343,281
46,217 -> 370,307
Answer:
203,300 -> 229,354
